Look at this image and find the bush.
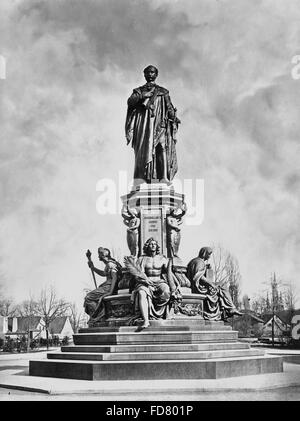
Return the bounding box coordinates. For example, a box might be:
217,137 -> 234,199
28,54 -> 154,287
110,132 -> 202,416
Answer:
62,336 -> 69,345
30,339 -> 39,349
3,337 -> 16,352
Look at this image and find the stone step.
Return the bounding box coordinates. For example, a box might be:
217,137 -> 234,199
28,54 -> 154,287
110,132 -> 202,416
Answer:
29,355 -> 283,380
84,320 -> 230,330
78,324 -> 232,333
48,348 -> 264,362
73,330 -> 238,345
61,341 -> 250,354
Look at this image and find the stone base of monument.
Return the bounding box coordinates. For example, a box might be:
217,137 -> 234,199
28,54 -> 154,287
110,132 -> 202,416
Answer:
100,291 -> 205,326
29,318 -> 283,381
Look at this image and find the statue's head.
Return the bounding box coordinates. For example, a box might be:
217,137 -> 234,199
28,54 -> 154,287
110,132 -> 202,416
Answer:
198,247 -> 213,261
98,247 -> 111,261
143,237 -> 160,255
143,65 -> 158,83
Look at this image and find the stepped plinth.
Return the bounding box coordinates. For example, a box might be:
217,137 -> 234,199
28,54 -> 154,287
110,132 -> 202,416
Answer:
29,320 -> 283,381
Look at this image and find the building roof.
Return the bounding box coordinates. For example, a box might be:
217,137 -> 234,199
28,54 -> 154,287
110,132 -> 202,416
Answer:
239,310 -> 264,323
6,316 -> 73,334
261,313 -> 273,324
261,309 -> 300,325
7,316 -> 43,333
48,316 -> 69,334
249,314 -> 265,323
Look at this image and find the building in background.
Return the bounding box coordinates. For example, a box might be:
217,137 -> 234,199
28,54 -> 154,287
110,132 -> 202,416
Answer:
6,316 -> 45,340
4,316 -> 73,340
48,316 -> 74,340
260,309 -> 300,346
232,310 -> 264,338
0,316 -> 8,340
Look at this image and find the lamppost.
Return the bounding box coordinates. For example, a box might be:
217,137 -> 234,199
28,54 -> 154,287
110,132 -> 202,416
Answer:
247,298 -> 251,337
272,302 -> 275,348
271,278 -> 276,348
242,295 -> 251,337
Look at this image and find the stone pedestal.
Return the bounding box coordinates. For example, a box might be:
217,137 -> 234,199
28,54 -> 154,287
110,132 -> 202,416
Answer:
121,182 -> 186,258
29,319 -> 283,381
102,292 -> 205,325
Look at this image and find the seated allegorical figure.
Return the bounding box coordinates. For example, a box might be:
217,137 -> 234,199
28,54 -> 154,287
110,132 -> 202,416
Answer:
84,247 -> 122,324
186,247 -> 242,321
125,237 -> 181,328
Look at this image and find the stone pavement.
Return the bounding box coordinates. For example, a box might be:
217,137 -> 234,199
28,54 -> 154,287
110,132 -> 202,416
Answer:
1,385 -> 300,401
254,347 -> 300,364
0,349 -> 300,399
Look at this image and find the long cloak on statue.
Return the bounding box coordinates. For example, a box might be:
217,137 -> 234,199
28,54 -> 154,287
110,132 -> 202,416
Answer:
84,260 -> 121,323
125,83 -> 178,182
187,256 -> 236,321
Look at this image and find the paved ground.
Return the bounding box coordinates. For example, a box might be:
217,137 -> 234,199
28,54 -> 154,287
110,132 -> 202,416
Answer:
1,386 -> 300,400
253,345 -> 300,355
0,348 -> 300,400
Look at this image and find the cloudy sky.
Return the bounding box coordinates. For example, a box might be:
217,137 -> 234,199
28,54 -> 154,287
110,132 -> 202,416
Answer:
0,0 -> 299,308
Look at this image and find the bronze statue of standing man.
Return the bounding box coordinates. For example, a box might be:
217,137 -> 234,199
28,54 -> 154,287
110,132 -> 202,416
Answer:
125,65 -> 180,183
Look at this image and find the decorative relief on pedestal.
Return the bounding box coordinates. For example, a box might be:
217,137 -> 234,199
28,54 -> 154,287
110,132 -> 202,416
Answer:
121,183 -> 186,258
102,293 -> 205,323
174,303 -> 204,317
106,303 -> 133,318
105,297 -> 134,318
141,208 -> 166,256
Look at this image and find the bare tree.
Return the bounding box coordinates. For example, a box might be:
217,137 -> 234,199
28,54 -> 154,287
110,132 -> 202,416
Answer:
227,254 -> 242,309
252,276 -> 298,318
254,273 -> 284,314
251,295 -> 268,315
282,281 -> 298,339
211,245 -> 242,309
283,281 -> 298,312
0,279 -> 18,317
211,245 -> 229,285
36,285 -> 70,349
251,274 -> 297,347
16,298 -> 38,318
0,298 -> 18,317
68,302 -> 85,333
15,296 -> 39,352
